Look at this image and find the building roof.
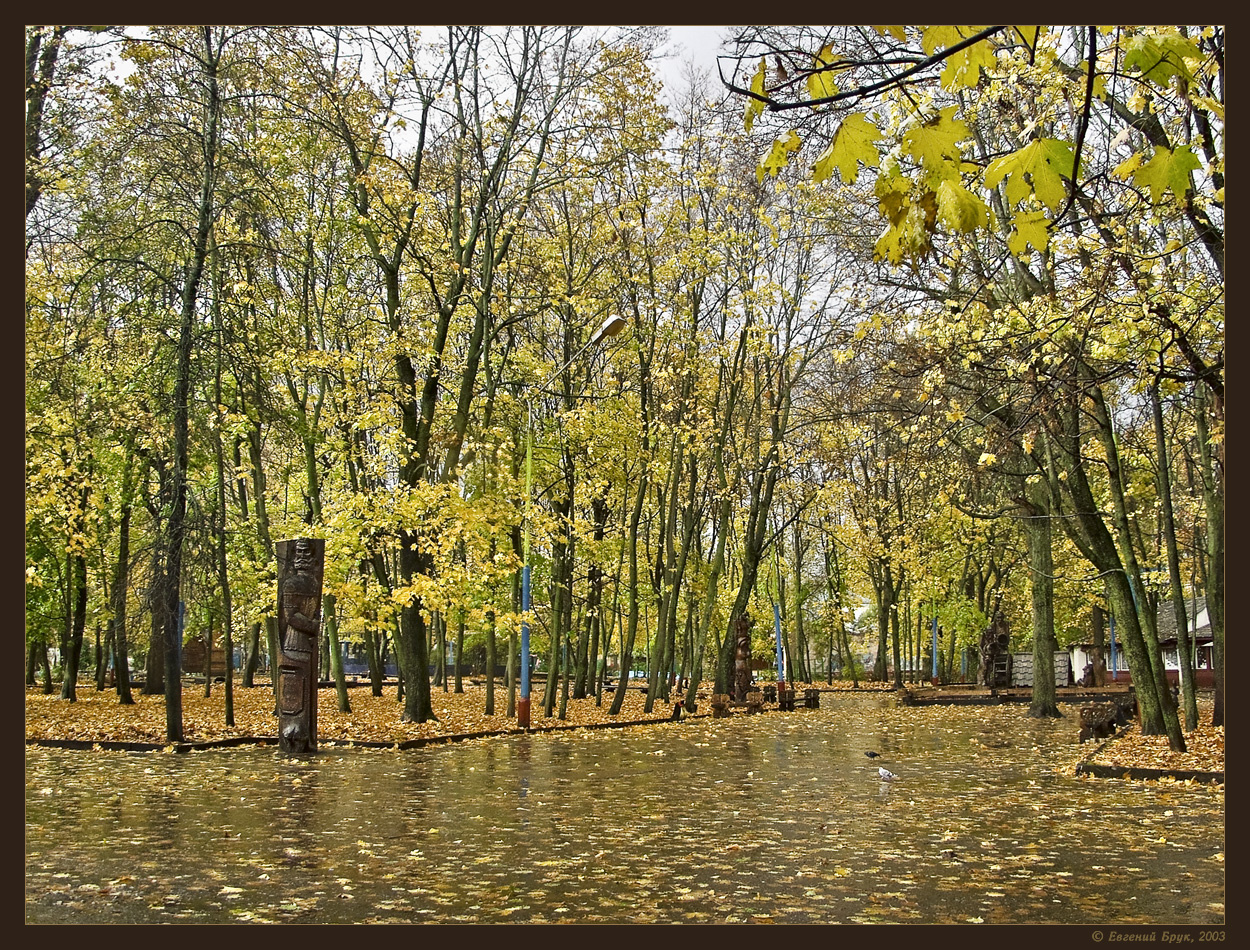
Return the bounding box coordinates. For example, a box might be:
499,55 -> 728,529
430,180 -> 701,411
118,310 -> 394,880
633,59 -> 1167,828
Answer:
1068,596 -> 1213,648
1155,596 -> 1210,644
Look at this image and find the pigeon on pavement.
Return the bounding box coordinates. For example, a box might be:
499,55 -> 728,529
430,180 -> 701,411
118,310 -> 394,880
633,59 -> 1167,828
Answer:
878,766 -> 899,781
864,751 -> 882,759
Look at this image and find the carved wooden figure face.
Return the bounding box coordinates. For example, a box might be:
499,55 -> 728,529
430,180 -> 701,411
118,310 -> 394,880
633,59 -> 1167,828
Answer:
293,539 -> 316,573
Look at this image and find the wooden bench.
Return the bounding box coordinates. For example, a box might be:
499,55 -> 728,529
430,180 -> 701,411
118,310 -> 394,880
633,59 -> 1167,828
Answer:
803,688 -> 820,709
711,693 -> 732,717
745,690 -> 764,714
762,684 -> 778,703
778,688 -> 796,711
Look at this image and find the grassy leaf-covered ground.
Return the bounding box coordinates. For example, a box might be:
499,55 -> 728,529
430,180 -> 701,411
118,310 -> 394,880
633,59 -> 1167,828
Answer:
25,681 -> 1222,776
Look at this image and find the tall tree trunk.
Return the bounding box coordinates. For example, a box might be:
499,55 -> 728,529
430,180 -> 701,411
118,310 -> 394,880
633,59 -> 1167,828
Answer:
433,611 -> 446,690
1020,478 -> 1059,718
608,462 -> 649,717
1195,383 -> 1224,726
59,497 -> 88,703
1084,385 -> 1184,750
1090,603 -> 1107,687
715,456 -> 784,694
143,536 -> 165,696
247,420 -> 278,703
362,614 -> 383,697
508,465 -> 522,719
38,640 -> 54,693
396,540 -> 437,723
24,26 -> 67,218
1044,380 -> 1184,750
324,594 -> 351,714
544,466 -> 574,717
110,452 -> 135,705
889,569 -> 904,690
485,608 -> 497,715
210,292 -> 235,724
822,527 -> 859,688
869,565 -> 893,684
1151,384 -> 1198,730
454,611 -> 465,694
95,623 -> 107,691
157,29 -> 224,743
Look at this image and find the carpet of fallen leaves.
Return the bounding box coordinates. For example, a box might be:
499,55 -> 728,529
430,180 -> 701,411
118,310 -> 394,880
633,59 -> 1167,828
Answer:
24,679 -> 893,746
25,679 -> 690,745
25,680 -> 1222,776
1084,695 -> 1224,774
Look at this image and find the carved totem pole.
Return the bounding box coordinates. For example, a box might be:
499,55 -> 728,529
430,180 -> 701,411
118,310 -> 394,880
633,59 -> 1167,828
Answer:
275,538 -> 324,753
978,608 -> 1010,690
732,617 -> 754,702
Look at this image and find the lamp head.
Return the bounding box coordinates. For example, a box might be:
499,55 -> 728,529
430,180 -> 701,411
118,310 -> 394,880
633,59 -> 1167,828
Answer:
589,314 -> 628,346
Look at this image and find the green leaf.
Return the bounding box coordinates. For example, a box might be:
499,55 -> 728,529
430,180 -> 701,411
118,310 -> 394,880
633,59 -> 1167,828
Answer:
1117,145 -> 1201,204
813,113 -> 881,185
758,129 -> 802,182
983,138 -> 1075,211
901,106 -> 968,178
1122,32 -> 1201,88
744,59 -> 767,133
806,45 -> 839,101
936,180 -> 988,233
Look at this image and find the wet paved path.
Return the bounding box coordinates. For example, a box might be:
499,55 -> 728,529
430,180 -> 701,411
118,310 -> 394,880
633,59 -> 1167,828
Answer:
25,692 -> 1224,924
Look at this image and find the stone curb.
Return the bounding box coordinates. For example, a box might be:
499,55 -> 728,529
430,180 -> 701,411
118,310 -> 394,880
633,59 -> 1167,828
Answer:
1074,761 -> 1223,784
24,712 -> 713,754
1073,728 -> 1224,784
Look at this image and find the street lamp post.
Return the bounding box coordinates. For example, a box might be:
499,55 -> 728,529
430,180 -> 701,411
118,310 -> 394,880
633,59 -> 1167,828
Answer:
517,314 -> 626,730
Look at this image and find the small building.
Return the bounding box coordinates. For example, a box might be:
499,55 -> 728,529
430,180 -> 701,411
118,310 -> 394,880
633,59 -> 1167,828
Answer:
1010,651 -> 1072,688
1068,597 -> 1215,689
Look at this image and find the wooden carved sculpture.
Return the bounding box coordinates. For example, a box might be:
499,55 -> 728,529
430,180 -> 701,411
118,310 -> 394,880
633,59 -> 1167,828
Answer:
276,538 -> 324,753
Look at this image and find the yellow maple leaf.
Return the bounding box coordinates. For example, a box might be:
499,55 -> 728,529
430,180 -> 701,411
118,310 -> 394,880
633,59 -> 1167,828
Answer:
936,179 -> 988,232
1006,208 -> 1051,257
806,45 -> 839,101
902,106 -> 968,177
1120,146 -> 1202,204
744,59 -> 767,133
921,26 -> 996,89
813,113 -> 881,185
758,129 -> 802,182
985,139 -> 1075,211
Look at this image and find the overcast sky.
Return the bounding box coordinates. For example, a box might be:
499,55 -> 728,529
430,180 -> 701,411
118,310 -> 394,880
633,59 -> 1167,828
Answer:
654,25 -> 734,96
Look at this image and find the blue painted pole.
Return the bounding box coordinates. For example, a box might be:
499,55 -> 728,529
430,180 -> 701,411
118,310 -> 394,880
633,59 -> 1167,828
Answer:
520,565 -> 531,720
513,316 -> 627,730
931,614 -> 939,681
518,404 -> 534,729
